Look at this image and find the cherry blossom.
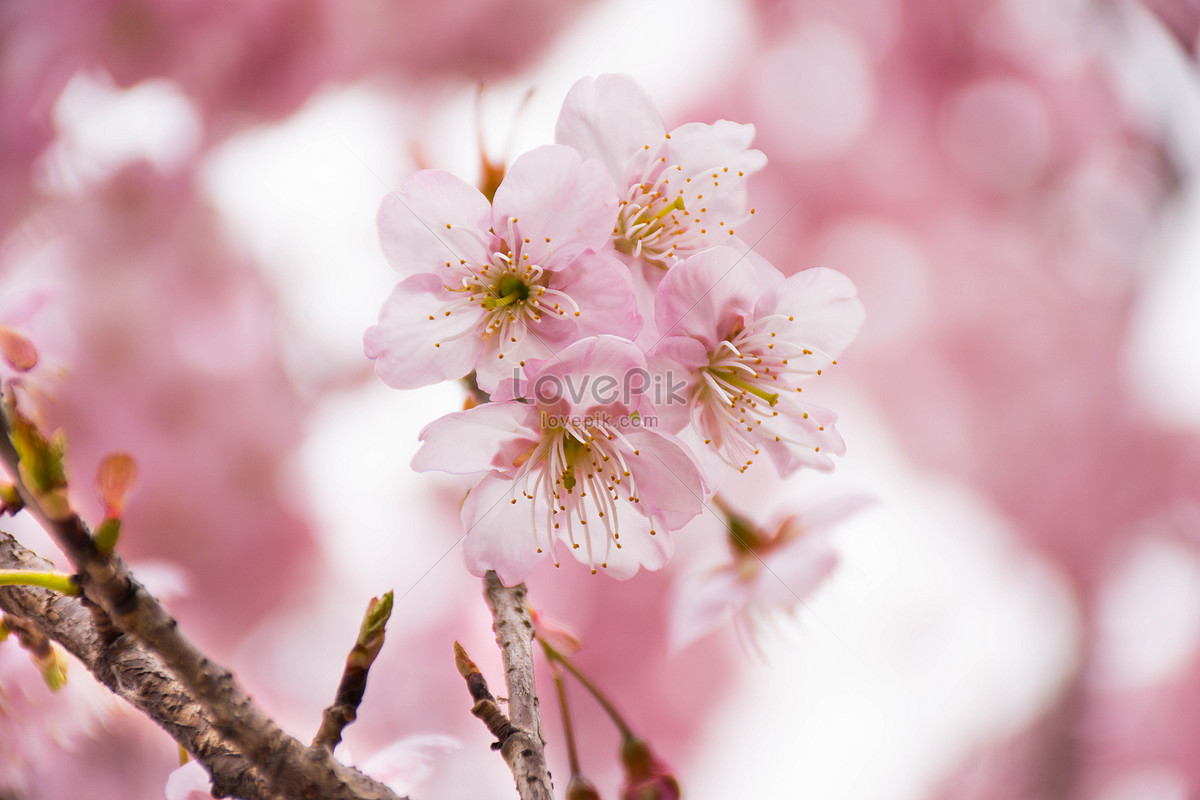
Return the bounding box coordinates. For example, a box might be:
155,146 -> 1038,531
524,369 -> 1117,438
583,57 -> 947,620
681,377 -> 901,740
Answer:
555,74 -> 766,275
411,336 -> 706,584
365,145 -> 641,392
164,735 -> 460,799
1,643 -> 117,795
670,496 -> 872,650
163,760 -> 211,800
652,247 -> 864,476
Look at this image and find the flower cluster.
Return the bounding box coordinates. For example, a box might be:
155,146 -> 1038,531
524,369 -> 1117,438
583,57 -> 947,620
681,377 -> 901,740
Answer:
366,74 -> 865,585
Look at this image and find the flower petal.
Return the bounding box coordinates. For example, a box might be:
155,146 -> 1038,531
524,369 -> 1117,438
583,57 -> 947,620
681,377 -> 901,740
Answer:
667,120 -> 767,230
621,428 -> 707,528
164,761 -> 212,800
758,402 -> 845,476
471,321 -> 569,396
555,74 -> 666,181
360,734 -> 461,796
654,247 -> 780,349
492,145 -> 618,270
754,267 -> 865,361
364,273 -> 482,389
462,471 -> 550,585
779,496 -> 875,539
552,250 -> 643,341
564,499 -> 674,580
377,171 -> 492,276
647,336 -> 707,432
750,534 -> 839,611
527,335 -> 651,418
669,567 -> 741,650
412,402 -> 541,475
667,120 -> 767,180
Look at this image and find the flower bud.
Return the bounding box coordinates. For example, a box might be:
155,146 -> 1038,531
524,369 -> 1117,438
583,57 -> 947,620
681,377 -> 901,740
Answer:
96,452 -> 138,519
567,774 -> 602,800
530,605 -> 583,656
35,643 -> 69,692
619,736 -> 680,800
0,325 -> 38,372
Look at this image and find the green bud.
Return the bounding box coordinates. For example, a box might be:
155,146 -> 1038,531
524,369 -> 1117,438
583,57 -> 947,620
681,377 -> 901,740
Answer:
9,411 -> 70,519
36,644 -> 68,692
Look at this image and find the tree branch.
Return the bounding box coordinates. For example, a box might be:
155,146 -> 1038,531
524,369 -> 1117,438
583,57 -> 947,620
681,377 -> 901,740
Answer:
0,406 -> 406,800
482,571 -> 553,800
0,530 -> 274,800
454,640 -> 519,744
313,592 -> 394,753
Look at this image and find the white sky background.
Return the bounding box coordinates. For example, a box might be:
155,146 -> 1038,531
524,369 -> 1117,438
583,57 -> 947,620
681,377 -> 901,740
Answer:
48,0 -> 1200,797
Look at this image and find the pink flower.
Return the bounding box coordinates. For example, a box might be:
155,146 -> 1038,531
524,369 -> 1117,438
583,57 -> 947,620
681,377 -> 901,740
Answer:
1,642 -> 117,795
670,496 -> 872,650
164,735 -> 460,799
652,247 -> 864,475
345,735 -> 461,796
0,287 -> 65,412
555,74 -> 766,273
412,336 -> 706,584
163,760 -> 211,800
365,145 -> 640,393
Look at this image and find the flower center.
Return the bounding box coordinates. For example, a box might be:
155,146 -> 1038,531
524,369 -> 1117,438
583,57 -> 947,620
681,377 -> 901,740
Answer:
615,178 -> 696,269
615,183 -> 692,268
692,317 -> 827,471
513,417 -> 643,573
430,222 -> 581,358
483,274 -> 531,308
613,144 -> 753,269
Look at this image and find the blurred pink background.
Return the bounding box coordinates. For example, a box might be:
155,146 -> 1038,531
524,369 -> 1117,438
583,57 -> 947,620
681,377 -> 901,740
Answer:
2,0 -> 1200,798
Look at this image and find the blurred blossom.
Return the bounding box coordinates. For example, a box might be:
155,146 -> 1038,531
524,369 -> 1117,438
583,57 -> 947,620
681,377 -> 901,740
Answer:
712,0 -> 1180,590
1135,0 -> 1200,55
348,734 -> 462,796
693,0 -> 1197,796
163,759 -> 211,800
0,289 -> 53,386
670,496 -> 872,651
3,0 -> 595,151
21,162 -> 318,647
0,0 -> 1197,796
0,642 -> 119,796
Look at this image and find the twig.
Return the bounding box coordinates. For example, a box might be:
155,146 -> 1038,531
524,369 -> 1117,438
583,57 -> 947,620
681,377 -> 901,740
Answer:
0,568 -> 79,594
454,641 -> 519,745
482,571 -> 553,800
0,406 -> 406,800
314,592 -> 395,752
0,530 -> 274,800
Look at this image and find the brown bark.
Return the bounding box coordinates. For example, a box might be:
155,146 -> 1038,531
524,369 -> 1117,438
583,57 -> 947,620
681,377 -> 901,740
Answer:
0,530 -> 272,800
482,572 -> 554,800
0,408 -> 406,800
